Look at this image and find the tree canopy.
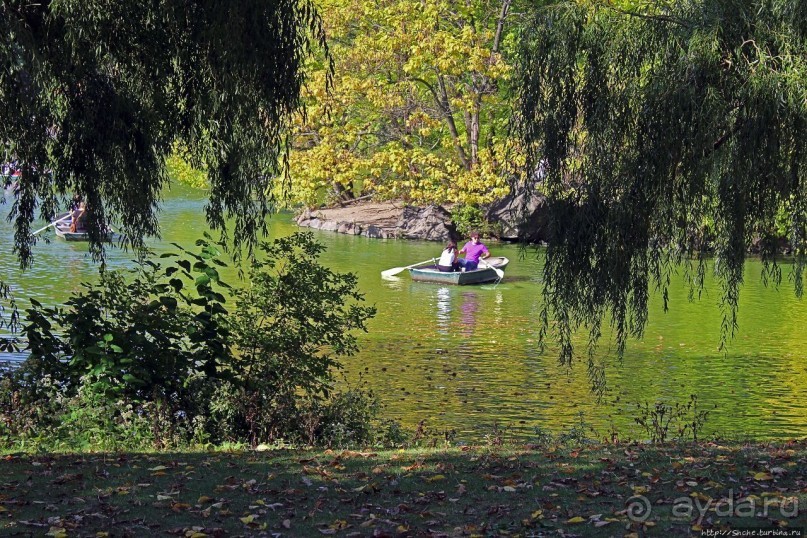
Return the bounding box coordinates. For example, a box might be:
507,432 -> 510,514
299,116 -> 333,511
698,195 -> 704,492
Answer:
284,0 -> 523,208
1,0 -> 326,266
515,0 -> 806,387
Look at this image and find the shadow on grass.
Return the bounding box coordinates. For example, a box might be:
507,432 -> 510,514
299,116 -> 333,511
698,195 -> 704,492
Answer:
1,441 -> 805,537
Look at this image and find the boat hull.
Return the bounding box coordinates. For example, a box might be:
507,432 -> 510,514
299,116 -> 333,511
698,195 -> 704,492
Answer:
55,226 -> 122,242
53,213 -> 122,242
409,257 -> 508,285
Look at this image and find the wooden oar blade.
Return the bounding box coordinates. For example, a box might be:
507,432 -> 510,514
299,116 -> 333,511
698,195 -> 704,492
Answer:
380,258 -> 434,278
480,259 -> 504,280
31,213 -> 72,236
380,267 -> 406,277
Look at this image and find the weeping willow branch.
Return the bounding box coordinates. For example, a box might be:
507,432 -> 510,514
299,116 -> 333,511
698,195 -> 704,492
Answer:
515,0 -> 807,392
0,0 -> 328,269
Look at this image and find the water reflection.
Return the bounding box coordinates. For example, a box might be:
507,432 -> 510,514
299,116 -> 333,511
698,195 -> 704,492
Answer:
3,186 -> 807,440
435,287 -> 451,335
458,291 -> 480,338
381,274 -> 405,291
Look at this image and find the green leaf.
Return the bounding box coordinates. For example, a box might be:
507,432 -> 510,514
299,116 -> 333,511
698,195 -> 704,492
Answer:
211,303 -> 229,315
159,296 -> 178,310
122,374 -> 146,386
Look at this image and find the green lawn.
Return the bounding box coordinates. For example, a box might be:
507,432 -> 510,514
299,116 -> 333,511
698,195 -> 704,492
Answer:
1,441 -> 805,537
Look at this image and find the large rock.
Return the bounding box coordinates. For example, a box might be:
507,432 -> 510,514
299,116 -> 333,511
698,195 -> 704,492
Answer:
486,184 -> 547,242
296,202 -> 455,242
396,205 -> 455,242
297,194 -> 550,244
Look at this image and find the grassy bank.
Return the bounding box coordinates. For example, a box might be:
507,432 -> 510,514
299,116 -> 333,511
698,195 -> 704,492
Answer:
1,440 -> 805,537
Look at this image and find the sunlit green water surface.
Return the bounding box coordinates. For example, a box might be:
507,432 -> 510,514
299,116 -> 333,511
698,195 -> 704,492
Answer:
2,185 -> 806,441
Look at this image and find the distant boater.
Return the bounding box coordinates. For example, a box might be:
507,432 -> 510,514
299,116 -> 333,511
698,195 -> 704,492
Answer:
69,200 -> 87,233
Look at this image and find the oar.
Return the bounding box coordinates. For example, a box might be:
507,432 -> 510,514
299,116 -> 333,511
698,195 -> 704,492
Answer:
31,213 -> 72,236
381,258 -> 435,278
479,257 -> 504,280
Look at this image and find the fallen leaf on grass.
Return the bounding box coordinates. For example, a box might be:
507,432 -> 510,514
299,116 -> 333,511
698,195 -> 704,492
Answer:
566,516 -> 585,524
171,502 -> 191,512
54,473 -> 83,485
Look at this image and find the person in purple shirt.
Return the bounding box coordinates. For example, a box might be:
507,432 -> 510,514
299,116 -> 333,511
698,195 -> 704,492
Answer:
457,231 -> 490,271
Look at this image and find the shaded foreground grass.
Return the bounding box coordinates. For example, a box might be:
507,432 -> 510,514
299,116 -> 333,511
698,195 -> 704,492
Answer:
1,441 -> 805,537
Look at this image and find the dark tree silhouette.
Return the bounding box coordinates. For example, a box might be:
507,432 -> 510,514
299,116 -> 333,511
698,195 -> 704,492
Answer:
515,0 -> 806,389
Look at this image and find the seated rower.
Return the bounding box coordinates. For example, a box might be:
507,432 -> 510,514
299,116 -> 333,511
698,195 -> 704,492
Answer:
69,201 -> 87,233
456,231 -> 490,271
436,241 -> 458,272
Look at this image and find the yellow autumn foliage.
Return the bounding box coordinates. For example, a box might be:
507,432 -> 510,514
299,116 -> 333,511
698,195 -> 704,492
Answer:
284,0 -> 520,209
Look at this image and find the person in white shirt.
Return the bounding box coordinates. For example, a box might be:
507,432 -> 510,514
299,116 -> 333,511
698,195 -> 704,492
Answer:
437,240 -> 458,272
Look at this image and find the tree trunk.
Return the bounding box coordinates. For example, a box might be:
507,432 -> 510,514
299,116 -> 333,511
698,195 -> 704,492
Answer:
470,103 -> 480,165
437,74 -> 471,170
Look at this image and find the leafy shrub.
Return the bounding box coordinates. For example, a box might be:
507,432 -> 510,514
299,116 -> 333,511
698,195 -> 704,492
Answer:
224,232 -> 376,445
529,425 -> 555,448
1,235 -> 231,449
451,204 -> 501,238
634,395 -> 715,443
373,418 -> 409,448
0,232 -> 380,450
555,412 -> 598,446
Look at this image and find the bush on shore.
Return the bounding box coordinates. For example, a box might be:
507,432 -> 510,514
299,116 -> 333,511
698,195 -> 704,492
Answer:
0,232 -> 388,451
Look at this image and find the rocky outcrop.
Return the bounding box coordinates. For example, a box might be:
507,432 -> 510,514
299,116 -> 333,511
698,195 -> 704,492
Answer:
396,205 -> 455,241
485,184 -> 547,243
296,190 -> 547,243
296,202 -> 455,241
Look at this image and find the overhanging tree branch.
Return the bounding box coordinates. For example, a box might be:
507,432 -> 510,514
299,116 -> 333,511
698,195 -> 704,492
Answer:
515,0 -> 807,391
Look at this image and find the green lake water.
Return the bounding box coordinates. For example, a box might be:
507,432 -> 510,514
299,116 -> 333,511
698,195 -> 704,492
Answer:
2,184 -> 806,442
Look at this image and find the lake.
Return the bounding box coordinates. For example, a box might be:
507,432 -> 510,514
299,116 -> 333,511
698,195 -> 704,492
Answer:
2,184 -> 806,442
